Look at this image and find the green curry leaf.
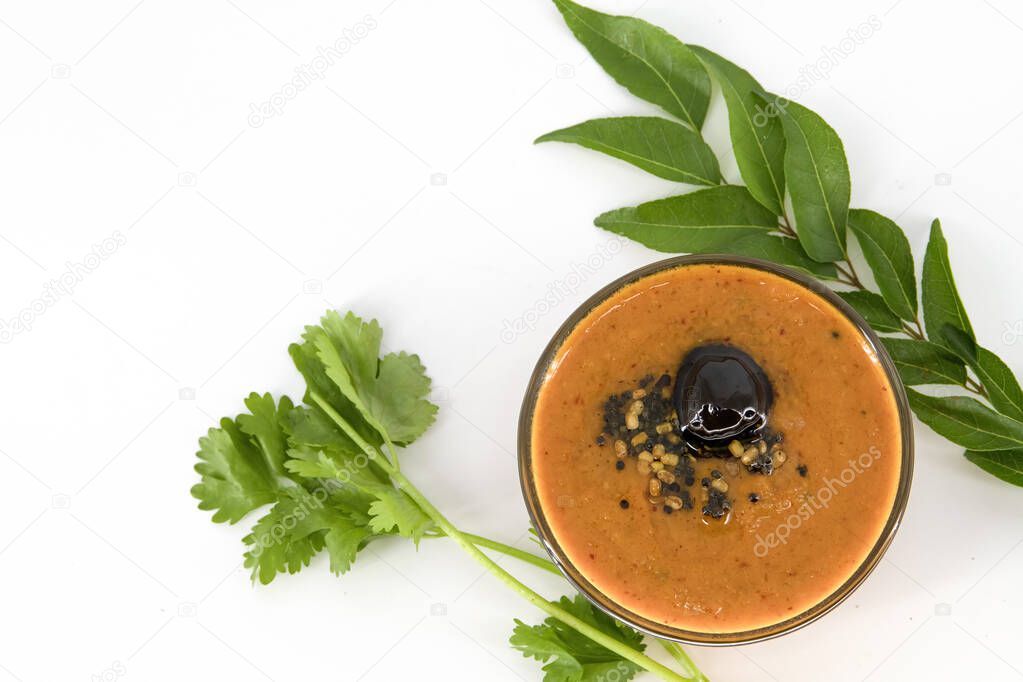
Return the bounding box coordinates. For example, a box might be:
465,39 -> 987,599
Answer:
551,0 -> 710,129
921,219 -> 974,350
594,185 -> 777,252
942,326 -> 1023,421
964,449 -> 1023,487
848,209 -> 918,321
908,388 -> 1023,451
836,291 -> 903,333
690,45 -> 785,215
776,97 -> 850,262
536,116 -> 721,185
882,338 -> 966,387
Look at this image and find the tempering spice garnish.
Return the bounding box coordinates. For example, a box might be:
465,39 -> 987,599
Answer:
599,370 -> 790,519
541,0 -> 1023,489
193,311 -> 706,682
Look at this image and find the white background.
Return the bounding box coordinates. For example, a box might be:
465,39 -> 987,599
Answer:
1,0 -> 1021,680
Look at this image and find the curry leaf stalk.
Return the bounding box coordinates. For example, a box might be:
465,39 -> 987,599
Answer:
828,256 -> 992,398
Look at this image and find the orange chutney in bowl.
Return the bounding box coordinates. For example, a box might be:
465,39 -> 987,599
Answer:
524,260 -> 908,640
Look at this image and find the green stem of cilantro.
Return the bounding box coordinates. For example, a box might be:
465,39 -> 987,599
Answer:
462,533 -> 711,682
383,438 -> 401,472
658,641 -> 708,682
385,468 -> 691,682
308,390 -> 693,682
460,532 -> 562,576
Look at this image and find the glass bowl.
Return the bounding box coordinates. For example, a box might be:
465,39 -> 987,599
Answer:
517,254 -> 914,645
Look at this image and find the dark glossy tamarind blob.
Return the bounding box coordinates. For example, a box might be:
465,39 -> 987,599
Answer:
672,343 -> 773,451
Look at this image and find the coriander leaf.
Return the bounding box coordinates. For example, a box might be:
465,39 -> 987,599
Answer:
312,469 -> 382,527
727,233 -> 839,280
882,338 -> 966,386
511,621 -> 584,682
243,487 -> 328,584
848,209 -> 918,321
689,45 -> 785,215
284,402 -> 364,454
942,326 -> 1023,421
511,594 -> 645,682
922,219 -> 974,350
284,404 -> 396,511
964,449 -> 1023,487
236,392 -> 294,479
318,311 -> 381,386
324,525 -> 374,575
546,595 -> 645,660
192,397 -> 296,524
594,185 -> 777,252
284,444 -> 390,501
283,404 -> 394,502
551,0 -> 710,129
317,488 -> 379,574
536,116 -> 721,185
243,486 -> 378,584
307,311 -> 438,446
321,484 -> 377,528
776,96 -> 850,262
312,312 -> 384,431
290,332 -> 383,449
283,446 -> 348,480
285,444 -> 370,484
373,350 -> 439,445
836,291 -> 903,333
368,488 -> 433,545
907,388 -> 1023,451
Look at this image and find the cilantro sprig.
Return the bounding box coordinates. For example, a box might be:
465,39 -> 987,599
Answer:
193,310 -> 703,681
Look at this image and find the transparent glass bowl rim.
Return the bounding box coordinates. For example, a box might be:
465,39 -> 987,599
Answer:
516,254 -> 915,646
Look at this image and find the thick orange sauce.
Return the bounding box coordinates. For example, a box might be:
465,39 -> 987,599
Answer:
530,264 -> 901,633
